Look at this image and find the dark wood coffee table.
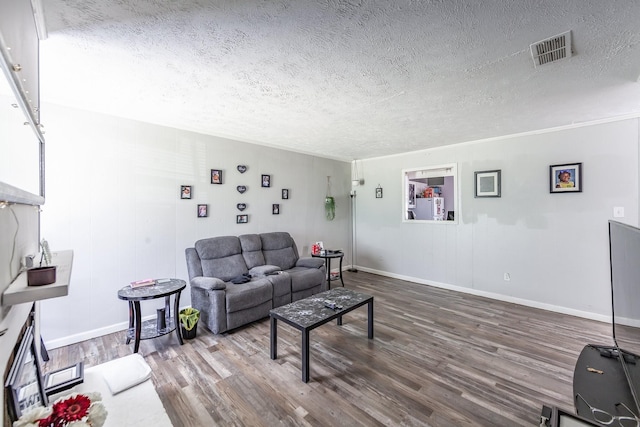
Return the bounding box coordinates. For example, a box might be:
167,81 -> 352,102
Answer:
269,287 -> 374,382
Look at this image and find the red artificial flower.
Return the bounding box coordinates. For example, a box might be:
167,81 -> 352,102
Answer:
52,394 -> 91,423
37,416 -> 54,427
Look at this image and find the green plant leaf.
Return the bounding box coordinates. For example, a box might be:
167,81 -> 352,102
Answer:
325,196 -> 335,221
179,307 -> 200,331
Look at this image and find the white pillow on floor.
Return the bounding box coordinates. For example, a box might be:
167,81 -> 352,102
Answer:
100,353 -> 152,395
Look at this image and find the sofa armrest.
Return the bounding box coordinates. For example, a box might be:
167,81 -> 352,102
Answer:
296,257 -> 325,269
249,264 -> 281,277
190,276 -> 227,290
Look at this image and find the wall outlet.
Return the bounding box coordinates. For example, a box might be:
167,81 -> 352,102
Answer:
23,255 -> 34,269
613,207 -> 625,218
503,273 -> 511,281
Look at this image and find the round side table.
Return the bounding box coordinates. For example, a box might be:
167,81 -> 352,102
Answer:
311,252 -> 345,288
117,279 -> 186,353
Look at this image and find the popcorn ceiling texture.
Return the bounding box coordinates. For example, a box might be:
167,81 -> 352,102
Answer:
40,0 -> 640,160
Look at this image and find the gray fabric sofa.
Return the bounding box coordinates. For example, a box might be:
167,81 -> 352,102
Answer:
185,232 -> 327,334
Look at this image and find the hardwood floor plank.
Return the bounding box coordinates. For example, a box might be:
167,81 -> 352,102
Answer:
42,272 -> 612,426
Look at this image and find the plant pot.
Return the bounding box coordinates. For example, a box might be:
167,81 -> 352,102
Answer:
179,307 -> 200,340
27,266 -> 57,286
181,324 -> 197,340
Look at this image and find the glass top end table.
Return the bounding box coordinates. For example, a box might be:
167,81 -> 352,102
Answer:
311,251 -> 345,288
117,278 -> 186,353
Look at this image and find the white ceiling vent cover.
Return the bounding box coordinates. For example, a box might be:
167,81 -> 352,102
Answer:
530,31 -> 572,67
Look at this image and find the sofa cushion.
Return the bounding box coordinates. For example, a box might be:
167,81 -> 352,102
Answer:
296,257 -> 325,269
185,248 -> 203,280
195,236 -> 241,259
261,232 -> 298,270
201,255 -> 248,282
239,234 -> 266,269
266,272 -> 290,298
249,265 -> 281,276
195,236 -> 249,281
225,278 -> 272,313
287,267 -> 324,293
191,276 -> 226,290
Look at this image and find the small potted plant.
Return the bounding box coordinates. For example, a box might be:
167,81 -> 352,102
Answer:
179,307 -> 200,340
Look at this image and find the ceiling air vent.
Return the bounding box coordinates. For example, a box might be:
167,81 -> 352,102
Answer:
530,31 -> 572,67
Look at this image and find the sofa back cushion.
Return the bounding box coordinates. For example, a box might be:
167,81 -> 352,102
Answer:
238,234 -> 266,269
195,236 -> 248,282
185,248 -> 203,281
260,232 -> 299,270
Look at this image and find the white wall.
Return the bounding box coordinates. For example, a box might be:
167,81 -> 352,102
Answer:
354,118 -> 639,320
32,106 -> 640,346
39,104 -> 350,348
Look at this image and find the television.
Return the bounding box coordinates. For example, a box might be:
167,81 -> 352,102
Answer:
609,220 -> 640,414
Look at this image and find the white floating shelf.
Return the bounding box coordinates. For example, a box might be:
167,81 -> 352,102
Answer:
1,250 -> 73,306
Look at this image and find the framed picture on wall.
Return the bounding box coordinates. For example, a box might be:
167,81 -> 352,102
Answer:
474,170 -> 501,198
197,204 -> 208,217
376,186 -> 383,198
282,189 -> 289,199
211,169 -> 222,184
237,214 -> 248,224
180,185 -> 192,199
272,204 -> 280,214
550,162 -> 582,193
261,174 -> 271,188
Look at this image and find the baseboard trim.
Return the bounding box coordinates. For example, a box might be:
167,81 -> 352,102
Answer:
355,266 -> 610,324
44,307 -> 191,350
45,322 -> 129,350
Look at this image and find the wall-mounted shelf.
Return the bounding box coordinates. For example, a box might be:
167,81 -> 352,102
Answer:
1,250 -> 73,306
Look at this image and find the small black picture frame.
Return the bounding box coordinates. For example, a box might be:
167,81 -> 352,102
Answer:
261,174 -> 271,188
376,186 -> 383,198
272,204 -> 280,215
550,162 -> 582,193
237,214 -> 248,224
211,169 -> 222,184
282,189 -> 289,199
197,204 -> 208,217
43,362 -> 84,395
180,185 -> 192,199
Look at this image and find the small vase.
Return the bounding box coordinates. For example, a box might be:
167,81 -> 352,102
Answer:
27,266 -> 57,286
156,308 -> 166,331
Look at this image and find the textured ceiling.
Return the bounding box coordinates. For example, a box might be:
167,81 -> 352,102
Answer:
39,0 -> 640,161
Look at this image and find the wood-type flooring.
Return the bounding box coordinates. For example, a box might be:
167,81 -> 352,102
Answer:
43,271 -> 612,426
